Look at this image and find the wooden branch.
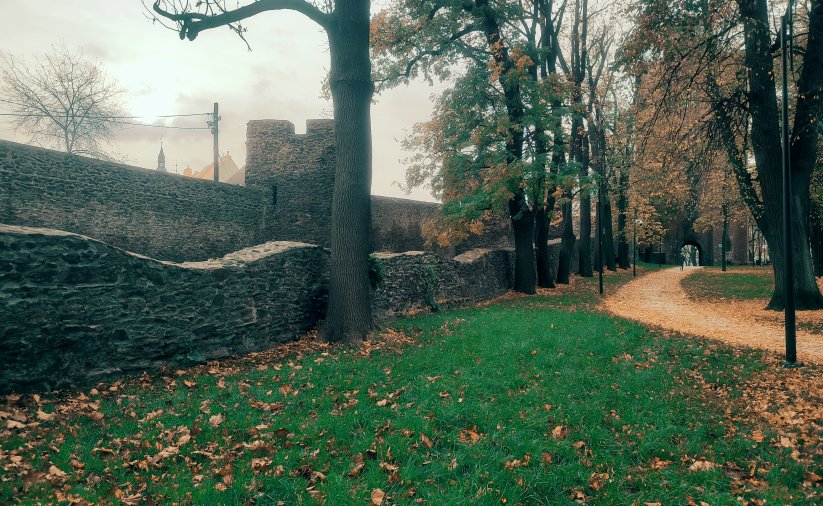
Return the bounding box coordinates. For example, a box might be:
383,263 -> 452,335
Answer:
399,24 -> 480,80
551,12 -> 570,74
152,0 -> 331,42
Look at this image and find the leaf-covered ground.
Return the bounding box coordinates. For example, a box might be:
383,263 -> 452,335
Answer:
1,271 -> 820,504
605,267 -> 823,363
680,267 -> 774,301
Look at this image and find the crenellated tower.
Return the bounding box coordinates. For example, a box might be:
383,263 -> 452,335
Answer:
245,119 -> 336,247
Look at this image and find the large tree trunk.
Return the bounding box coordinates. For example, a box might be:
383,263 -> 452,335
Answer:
511,192 -> 537,293
323,1 -> 373,342
737,0 -> 823,310
557,198 -> 575,284
474,0 -> 536,293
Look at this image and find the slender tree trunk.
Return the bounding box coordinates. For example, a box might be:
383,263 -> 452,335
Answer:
531,76 -> 555,289
532,125 -> 555,290
552,119 -> 572,284
811,207 -> 823,276
721,204 -> 728,272
535,204 -> 555,288
603,194 -> 616,271
616,163 -> 629,268
590,117 -> 616,271
577,123 -> 593,276
323,1 -> 374,342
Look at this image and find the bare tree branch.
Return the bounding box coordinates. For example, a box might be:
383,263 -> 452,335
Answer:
150,0 -> 331,50
0,45 -> 124,159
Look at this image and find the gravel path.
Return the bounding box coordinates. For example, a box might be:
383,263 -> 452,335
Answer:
602,267 -> 823,364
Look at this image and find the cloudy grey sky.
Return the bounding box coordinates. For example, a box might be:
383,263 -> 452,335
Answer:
0,1 -> 440,201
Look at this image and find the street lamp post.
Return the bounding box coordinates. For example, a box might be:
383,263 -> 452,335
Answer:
598,178 -> 604,295
781,7 -> 798,366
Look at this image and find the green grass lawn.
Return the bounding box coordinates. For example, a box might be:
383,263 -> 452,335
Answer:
634,260 -> 664,271
681,267 -> 775,301
1,272 -> 819,504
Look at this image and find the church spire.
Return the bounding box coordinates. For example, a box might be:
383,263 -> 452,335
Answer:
157,140 -> 166,172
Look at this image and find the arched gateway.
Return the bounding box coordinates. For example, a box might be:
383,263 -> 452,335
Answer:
679,239 -> 704,266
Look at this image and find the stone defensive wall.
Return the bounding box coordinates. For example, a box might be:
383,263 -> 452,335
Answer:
0,225 -> 513,393
0,120 -> 517,392
1,121 -> 509,262
243,119 -> 512,254
0,139 -> 275,262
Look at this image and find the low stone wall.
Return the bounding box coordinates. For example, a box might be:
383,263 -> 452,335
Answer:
0,137 -> 514,261
372,249 -> 514,319
0,225 -> 328,393
0,225 -> 514,393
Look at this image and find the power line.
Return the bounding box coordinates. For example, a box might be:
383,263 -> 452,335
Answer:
109,120 -> 211,131
104,112 -> 210,119
0,112 -> 211,130
0,98 -> 211,120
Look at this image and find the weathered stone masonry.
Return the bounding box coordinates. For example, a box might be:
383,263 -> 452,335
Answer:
0,119 -> 519,392
0,225 -> 328,392
244,119 -> 513,254
0,140 -> 275,262
245,119 -> 336,247
0,121 -> 511,262
0,225 -> 513,393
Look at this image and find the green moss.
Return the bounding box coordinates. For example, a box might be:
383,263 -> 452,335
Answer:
418,259 -> 439,311
368,254 -> 386,289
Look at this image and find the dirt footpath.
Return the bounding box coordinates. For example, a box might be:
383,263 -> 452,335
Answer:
601,267 -> 823,364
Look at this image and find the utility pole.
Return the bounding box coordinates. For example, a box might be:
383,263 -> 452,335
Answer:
781,6 -> 797,366
598,178 -> 604,295
211,102 -> 220,183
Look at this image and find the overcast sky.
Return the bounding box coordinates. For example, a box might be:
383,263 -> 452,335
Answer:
0,1 -> 440,201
